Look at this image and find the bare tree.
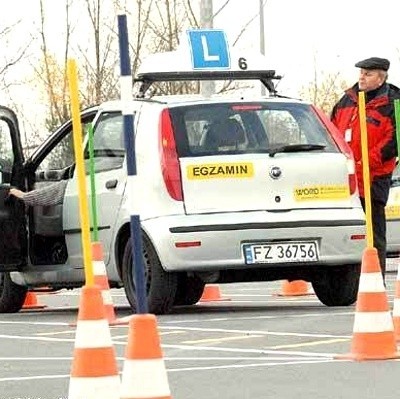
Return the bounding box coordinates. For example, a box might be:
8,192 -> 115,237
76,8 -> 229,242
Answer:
299,54 -> 349,114
32,0 -> 73,131
299,74 -> 348,114
0,22 -> 32,90
78,0 -> 120,106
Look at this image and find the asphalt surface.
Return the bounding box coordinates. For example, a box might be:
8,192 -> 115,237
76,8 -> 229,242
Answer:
1,275 -> 400,399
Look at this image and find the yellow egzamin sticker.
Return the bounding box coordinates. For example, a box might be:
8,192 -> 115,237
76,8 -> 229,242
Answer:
385,205 -> 400,220
294,185 -> 350,201
187,163 -> 254,179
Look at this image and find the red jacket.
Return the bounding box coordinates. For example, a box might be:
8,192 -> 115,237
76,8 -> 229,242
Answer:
331,83 -> 399,197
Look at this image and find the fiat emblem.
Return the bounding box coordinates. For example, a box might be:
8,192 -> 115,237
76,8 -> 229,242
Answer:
269,166 -> 282,179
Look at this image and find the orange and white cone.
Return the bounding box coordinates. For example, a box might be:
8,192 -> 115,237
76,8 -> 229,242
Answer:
68,285 -> 120,399
277,280 -> 312,297
392,258 -> 400,340
92,241 -> 128,326
337,247 -> 399,360
120,313 -> 171,399
199,284 -> 230,302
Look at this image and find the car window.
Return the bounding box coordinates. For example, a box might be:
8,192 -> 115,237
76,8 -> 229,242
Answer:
170,102 -> 338,157
85,112 -> 124,172
0,120 -> 14,183
36,119 -> 94,173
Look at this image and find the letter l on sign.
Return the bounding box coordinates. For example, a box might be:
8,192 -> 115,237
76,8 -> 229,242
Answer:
201,35 -> 219,62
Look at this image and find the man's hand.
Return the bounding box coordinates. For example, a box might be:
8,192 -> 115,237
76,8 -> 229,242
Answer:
9,188 -> 25,199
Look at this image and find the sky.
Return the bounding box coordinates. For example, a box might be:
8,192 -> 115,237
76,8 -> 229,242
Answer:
1,0 -> 400,134
212,0 -> 400,96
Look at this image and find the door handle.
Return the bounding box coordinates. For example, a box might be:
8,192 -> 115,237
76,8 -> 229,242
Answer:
105,179 -> 118,189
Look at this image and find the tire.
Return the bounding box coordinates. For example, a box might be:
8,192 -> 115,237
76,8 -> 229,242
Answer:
311,264 -> 361,306
174,274 -> 205,306
121,236 -> 178,315
0,272 -> 27,313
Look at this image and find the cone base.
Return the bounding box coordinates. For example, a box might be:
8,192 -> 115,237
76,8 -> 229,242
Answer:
276,292 -> 313,297
199,298 -> 231,302
108,318 -> 130,326
22,305 -> 47,309
336,351 -> 400,361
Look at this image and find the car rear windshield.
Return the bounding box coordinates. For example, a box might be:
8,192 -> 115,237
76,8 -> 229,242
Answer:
169,102 -> 338,157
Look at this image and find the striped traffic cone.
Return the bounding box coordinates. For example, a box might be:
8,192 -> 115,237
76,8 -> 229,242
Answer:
391,258 -> 400,340
337,247 -> 399,360
120,314 -> 172,399
68,285 -> 120,399
92,241 -> 128,326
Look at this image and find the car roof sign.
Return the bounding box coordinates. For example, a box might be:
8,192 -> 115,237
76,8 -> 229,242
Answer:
187,29 -> 230,70
135,29 -> 281,97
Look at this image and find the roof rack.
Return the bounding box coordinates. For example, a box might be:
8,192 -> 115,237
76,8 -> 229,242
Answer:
133,70 -> 282,98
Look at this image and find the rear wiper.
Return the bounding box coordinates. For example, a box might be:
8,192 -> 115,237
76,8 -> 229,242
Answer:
268,143 -> 326,157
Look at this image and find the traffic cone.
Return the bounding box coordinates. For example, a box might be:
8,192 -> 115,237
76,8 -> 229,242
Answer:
277,280 -> 312,296
68,285 -> 120,399
199,284 -> 230,302
91,241 -> 128,326
392,258 -> 400,340
120,313 -> 172,399
22,292 -> 47,310
337,247 -> 400,360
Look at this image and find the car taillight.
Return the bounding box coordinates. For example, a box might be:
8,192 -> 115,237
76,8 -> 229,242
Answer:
311,105 -> 357,196
159,109 -> 183,201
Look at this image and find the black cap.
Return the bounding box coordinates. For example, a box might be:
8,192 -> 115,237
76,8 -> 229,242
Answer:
355,57 -> 390,71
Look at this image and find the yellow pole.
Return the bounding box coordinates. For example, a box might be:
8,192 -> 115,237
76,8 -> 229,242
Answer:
67,59 -> 94,286
358,91 -> 374,248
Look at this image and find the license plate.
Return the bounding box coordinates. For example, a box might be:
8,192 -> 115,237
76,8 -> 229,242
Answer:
243,241 -> 319,264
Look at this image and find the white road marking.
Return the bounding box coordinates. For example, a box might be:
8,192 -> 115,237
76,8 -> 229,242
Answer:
182,335 -> 264,344
0,321 -> 70,326
0,358 -> 347,382
0,334 -> 75,343
160,325 -> 352,339
269,338 -> 350,349
162,311 -> 355,324
162,344 -> 337,358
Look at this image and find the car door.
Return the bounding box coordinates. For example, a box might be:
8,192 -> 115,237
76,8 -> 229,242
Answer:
63,111 -> 126,266
26,108 -> 98,267
0,106 -> 26,270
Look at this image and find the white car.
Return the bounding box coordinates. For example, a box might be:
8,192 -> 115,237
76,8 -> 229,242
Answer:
0,48 -> 366,314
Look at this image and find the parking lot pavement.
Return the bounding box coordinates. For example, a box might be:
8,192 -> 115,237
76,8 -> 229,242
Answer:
1,276 -> 400,399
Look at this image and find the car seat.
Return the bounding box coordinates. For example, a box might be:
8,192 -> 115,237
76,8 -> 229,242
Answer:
203,118 -> 247,151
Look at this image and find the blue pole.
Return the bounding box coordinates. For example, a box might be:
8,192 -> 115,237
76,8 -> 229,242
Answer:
117,14 -> 148,314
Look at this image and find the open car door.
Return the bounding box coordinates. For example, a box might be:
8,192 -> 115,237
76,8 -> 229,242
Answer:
0,106 -> 26,271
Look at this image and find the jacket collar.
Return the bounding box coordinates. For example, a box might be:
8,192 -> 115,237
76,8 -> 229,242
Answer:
346,83 -> 389,106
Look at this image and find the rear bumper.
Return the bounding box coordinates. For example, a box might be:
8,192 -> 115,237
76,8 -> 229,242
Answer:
142,208 -> 366,272
387,219 -> 400,254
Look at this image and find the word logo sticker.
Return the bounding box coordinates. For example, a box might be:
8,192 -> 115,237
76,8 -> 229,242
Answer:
294,185 -> 350,201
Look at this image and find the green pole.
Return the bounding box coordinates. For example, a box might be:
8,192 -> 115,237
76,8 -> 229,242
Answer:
394,99 -> 400,161
87,123 -> 99,242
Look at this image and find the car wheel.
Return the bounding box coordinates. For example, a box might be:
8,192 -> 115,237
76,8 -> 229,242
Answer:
174,274 -> 205,306
0,272 -> 27,313
311,264 -> 361,306
121,236 -> 178,315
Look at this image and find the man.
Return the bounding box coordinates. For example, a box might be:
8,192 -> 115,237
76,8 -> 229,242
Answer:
331,57 -> 400,280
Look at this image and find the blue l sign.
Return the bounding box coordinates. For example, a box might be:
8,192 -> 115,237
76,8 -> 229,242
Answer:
187,30 -> 230,70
